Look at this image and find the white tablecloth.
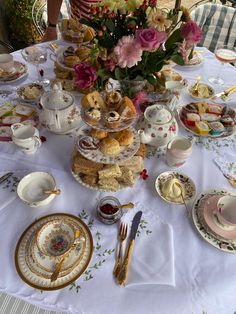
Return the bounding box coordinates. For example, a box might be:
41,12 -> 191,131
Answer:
0,45 -> 236,314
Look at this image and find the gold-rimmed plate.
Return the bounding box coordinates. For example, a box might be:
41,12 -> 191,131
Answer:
15,213 -> 93,291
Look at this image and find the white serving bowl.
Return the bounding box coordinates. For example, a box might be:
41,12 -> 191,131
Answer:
17,171 -> 57,207
188,83 -> 214,100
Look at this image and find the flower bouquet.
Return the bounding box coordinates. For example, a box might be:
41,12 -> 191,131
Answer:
74,0 -> 203,96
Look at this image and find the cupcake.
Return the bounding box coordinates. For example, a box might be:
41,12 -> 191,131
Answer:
105,111 -> 121,129
105,91 -> 122,110
85,107 -> 101,125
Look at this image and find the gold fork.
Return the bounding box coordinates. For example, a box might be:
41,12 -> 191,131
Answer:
113,223 -> 128,278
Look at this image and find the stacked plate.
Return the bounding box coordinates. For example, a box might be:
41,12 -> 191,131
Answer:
15,213 -> 93,290
192,189 -> 236,253
0,61 -> 28,84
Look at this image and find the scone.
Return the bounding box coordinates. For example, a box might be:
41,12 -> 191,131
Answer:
81,91 -> 106,110
90,129 -> 108,140
98,177 -> 120,191
85,108 -> 101,125
83,27 -> 95,42
105,111 -> 121,129
114,129 -> 134,146
135,143 -> 147,159
80,174 -> 98,186
118,96 -> 137,120
75,46 -> 91,60
98,164 -> 122,179
100,138 -> 121,156
64,55 -> 80,67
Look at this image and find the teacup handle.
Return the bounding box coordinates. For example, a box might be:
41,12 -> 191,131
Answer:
49,53 -> 56,62
11,123 -> 24,133
34,136 -> 42,148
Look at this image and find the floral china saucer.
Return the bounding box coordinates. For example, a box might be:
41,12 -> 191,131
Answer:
0,61 -> 28,84
155,171 -> 196,204
192,189 -> 236,253
15,213 -> 93,290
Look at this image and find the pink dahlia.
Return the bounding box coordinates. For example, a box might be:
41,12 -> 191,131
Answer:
136,27 -> 167,51
74,62 -> 97,90
180,20 -> 203,44
114,36 -> 142,68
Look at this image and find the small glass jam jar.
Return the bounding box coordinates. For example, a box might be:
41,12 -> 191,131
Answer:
97,196 -> 122,225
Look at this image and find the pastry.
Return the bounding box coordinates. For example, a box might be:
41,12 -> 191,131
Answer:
63,46 -> 76,57
135,143 -> 147,159
83,27 -> 95,42
75,46 -> 91,60
0,103 -> 13,117
98,164 -> 122,179
15,105 -> 34,117
100,138 -> 121,156
98,177 -> 120,191
118,156 -> 144,173
77,136 -> 100,151
197,102 -> 208,114
207,104 -> 223,115
200,113 -> 220,122
64,55 -> 80,67
81,91 -> 106,110
85,108 -> 101,125
105,111 -> 121,129
118,96 -> 137,120
195,121 -> 210,134
209,121 -> 225,135
161,178 -> 184,201
160,68 -> 182,81
190,83 -> 213,98
118,167 -> 135,186
182,103 -> 198,116
185,113 -> 200,126
80,174 -> 98,186
222,106 -> 236,119
105,91 -> 122,110
73,152 -> 104,175
114,129 -> 134,146
221,115 -> 235,126
1,116 -> 21,125
90,129 -> 108,140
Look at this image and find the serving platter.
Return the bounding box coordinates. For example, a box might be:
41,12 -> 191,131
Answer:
155,171 -> 196,204
15,213 -> 93,290
178,106 -> 236,139
75,126 -> 140,164
192,189 -> 236,253
80,106 -> 138,132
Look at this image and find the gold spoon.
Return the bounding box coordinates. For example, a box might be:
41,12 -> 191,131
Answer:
50,230 -> 81,282
192,75 -> 202,93
175,182 -> 190,217
44,189 -> 61,195
115,202 -> 134,210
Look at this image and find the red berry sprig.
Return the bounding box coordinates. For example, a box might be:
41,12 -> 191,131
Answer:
140,169 -> 149,180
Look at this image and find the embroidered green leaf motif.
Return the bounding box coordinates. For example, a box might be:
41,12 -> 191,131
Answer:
2,175 -> 20,192
69,282 -> 81,293
78,209 -> 89,220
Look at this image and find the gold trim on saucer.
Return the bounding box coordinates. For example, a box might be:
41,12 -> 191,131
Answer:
15,213 -> 93,291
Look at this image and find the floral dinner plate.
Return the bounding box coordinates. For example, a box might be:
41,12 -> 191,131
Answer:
192,189 -> 236,253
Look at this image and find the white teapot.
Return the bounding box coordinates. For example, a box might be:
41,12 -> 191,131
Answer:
138,104 -> 178,148
39,84 -> 80,134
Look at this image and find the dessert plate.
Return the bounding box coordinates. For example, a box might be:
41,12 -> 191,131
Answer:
80,107 -> 137,132
155,171 -> 196,204
76,126 -> 140,164
192,189 -> 236,253
0,102 -> 39,142
175,52 -> 203,70
15,213 -> 93,290
178,107 -> 236,139
0,61 -> 28,84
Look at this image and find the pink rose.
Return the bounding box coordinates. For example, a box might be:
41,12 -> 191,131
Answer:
135,27 -> 167,51
74,62 -> 97,90
180,21 -> 203,44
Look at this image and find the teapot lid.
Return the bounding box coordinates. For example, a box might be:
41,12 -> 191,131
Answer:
144,104 -> 172,124
41,83 -> 74,110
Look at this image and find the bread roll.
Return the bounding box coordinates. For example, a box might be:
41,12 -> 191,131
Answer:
114,129 -> 134,146
100,138 -> 121,156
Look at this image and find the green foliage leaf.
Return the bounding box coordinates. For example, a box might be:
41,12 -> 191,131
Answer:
114,67 -> 126,80
146,74 -> 158,85
165,29 -> 182,50
105,20 -> 115,33
171,53 -> 185,65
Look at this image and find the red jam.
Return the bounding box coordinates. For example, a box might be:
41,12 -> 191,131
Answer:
100,203 -> 119,215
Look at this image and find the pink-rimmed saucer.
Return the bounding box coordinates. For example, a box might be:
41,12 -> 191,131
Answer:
199,194 -> 236,241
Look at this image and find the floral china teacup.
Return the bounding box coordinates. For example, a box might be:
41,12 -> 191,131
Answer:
11,123 -> 41,154
215,195 -> 236,230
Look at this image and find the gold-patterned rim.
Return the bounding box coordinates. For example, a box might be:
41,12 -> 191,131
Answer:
15,213 -> 93,291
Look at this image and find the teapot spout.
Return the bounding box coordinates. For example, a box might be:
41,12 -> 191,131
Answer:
138,129 -> 149,144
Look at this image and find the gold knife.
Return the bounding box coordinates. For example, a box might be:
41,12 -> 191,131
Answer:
117,211 -> 142,286
212,84 -> 236,99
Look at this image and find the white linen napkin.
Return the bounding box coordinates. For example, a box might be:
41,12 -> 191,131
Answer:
120,203 -> 175,287
214,151 -> 236,180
